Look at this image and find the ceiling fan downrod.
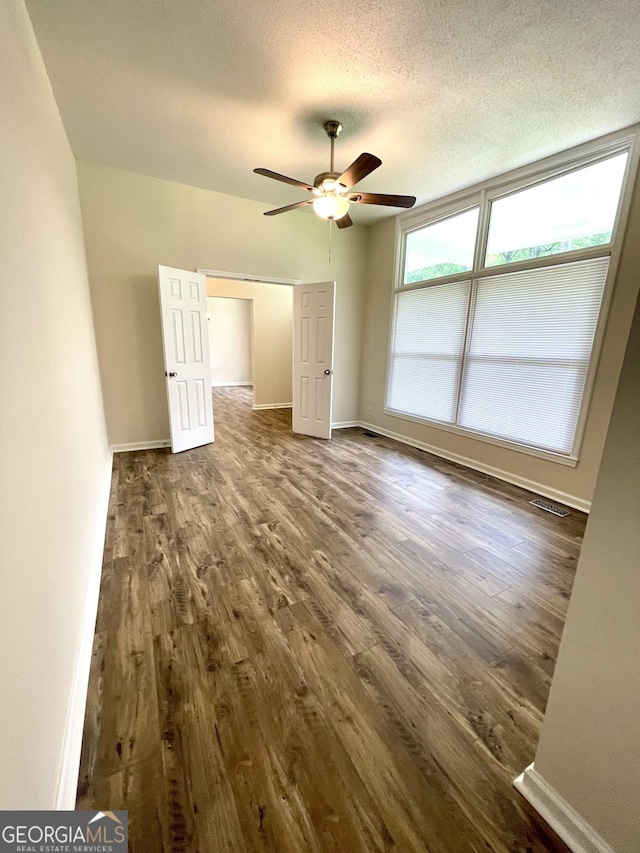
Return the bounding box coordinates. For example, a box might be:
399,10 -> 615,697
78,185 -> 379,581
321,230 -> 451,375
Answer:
324,120 -> 342,172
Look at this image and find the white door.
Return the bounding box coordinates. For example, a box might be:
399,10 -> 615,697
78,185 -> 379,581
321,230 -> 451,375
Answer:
158,265 -> 214,453
293,281 -> 335,439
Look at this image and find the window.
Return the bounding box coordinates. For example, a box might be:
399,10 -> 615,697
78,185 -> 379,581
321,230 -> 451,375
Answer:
388,282 -> 470,422
485,154 -> 627,267
386,140 -> 633,461
458,258 -> 609,454
404,208 -> 479,283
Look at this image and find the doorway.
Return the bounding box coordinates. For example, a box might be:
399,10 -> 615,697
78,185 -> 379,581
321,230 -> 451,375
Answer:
205,276 -> 294,413
207,296 -> 253,398
158,267 -> 337,450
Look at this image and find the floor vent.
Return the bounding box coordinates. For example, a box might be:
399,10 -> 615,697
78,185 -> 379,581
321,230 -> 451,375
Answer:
529,499 -> 571,517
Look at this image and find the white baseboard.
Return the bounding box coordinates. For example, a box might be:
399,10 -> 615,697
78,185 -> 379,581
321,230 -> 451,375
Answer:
514,764 -> 614,853
211,381 -> 253,387
54,451 -> 114,809
111,439 -> 171,453
110,421 -> 589,512
252,403 -> 292,410
357,421 -> 590,513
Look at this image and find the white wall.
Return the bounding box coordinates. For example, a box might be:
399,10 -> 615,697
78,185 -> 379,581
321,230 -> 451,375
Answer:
207,297 -> 252,387
359,168 -> 640,509
206,280 -> 293,407
76,161 -> 368,446
529,287 -> 640,853
0,0 -> 110,809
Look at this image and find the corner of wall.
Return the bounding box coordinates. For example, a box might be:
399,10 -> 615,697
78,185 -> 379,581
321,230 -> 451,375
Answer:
514,765 -> 615,853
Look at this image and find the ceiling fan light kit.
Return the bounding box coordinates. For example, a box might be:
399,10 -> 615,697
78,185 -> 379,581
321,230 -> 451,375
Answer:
254,120 -> 416,228
312,193 -> 350,221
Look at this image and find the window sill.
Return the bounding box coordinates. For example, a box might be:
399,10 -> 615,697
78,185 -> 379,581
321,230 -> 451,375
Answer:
382,407 -> 579,468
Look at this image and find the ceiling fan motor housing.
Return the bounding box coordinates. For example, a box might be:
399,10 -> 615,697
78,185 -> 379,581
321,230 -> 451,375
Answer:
313,171 -> 344,191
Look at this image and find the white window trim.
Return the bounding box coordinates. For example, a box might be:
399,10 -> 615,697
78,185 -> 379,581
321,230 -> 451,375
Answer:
384,124 -> 640,465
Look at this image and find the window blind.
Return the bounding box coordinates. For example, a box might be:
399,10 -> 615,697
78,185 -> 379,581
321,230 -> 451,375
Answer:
387,281 -> 470,423
458,257 -> 609,454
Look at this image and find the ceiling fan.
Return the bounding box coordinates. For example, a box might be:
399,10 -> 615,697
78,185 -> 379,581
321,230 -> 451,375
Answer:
254,120 -> 416,229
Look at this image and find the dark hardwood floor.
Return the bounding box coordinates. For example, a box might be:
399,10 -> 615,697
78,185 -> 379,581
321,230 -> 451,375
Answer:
77,387 -> 585,852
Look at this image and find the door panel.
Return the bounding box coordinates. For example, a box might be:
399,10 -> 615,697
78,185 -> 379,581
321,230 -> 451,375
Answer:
158,265 -> 214,453
293,281 -> 335,439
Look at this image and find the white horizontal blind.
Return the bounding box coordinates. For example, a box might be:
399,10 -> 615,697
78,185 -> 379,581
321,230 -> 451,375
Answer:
387,281 -> 470,423
458,257 -> 609,453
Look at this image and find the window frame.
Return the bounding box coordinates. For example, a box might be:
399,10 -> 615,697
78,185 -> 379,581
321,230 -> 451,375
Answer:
384,126 -> 640,466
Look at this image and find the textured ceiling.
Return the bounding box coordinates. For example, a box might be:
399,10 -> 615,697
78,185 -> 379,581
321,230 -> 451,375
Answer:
26,0 -> 640,224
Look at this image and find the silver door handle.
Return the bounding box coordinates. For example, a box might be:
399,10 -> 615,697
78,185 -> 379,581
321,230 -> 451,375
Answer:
324,369 -> 333,376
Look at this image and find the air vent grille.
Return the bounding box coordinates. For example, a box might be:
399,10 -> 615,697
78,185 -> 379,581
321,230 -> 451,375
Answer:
529,499 -> 571,517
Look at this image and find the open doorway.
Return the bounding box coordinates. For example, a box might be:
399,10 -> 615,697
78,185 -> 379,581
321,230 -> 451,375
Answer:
158,267 -> 337,450
207,296 -> 253,396
205,276 -> 294,425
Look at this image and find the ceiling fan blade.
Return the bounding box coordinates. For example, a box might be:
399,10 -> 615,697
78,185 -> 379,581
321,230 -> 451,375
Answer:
254,168 -> 315,192
349,192 -> 416,208
264,199 -> 314,216
336,213 -> 353,229
336,153 -> 382,190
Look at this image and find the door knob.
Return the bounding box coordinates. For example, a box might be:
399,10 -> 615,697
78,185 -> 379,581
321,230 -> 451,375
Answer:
166,371 -> 178,377
324,369 -> 333,376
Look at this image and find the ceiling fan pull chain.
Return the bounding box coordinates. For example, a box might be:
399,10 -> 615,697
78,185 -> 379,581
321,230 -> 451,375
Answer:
328,218 -> 333,263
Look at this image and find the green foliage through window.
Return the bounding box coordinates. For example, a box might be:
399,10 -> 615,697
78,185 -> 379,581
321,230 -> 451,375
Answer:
405,262 -> 469,283
485,232 -> 611,267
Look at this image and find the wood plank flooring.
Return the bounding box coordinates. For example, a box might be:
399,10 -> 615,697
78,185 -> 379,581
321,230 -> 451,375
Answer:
77,387 -> 586,852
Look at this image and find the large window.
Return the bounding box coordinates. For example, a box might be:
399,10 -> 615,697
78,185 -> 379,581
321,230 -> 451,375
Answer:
386,143 -> 633,460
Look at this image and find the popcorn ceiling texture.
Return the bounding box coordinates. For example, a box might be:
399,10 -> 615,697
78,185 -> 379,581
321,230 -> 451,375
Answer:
26,0 -> 640,222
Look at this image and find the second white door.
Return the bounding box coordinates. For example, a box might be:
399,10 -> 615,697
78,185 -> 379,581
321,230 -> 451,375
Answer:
293,281 -> 335,439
